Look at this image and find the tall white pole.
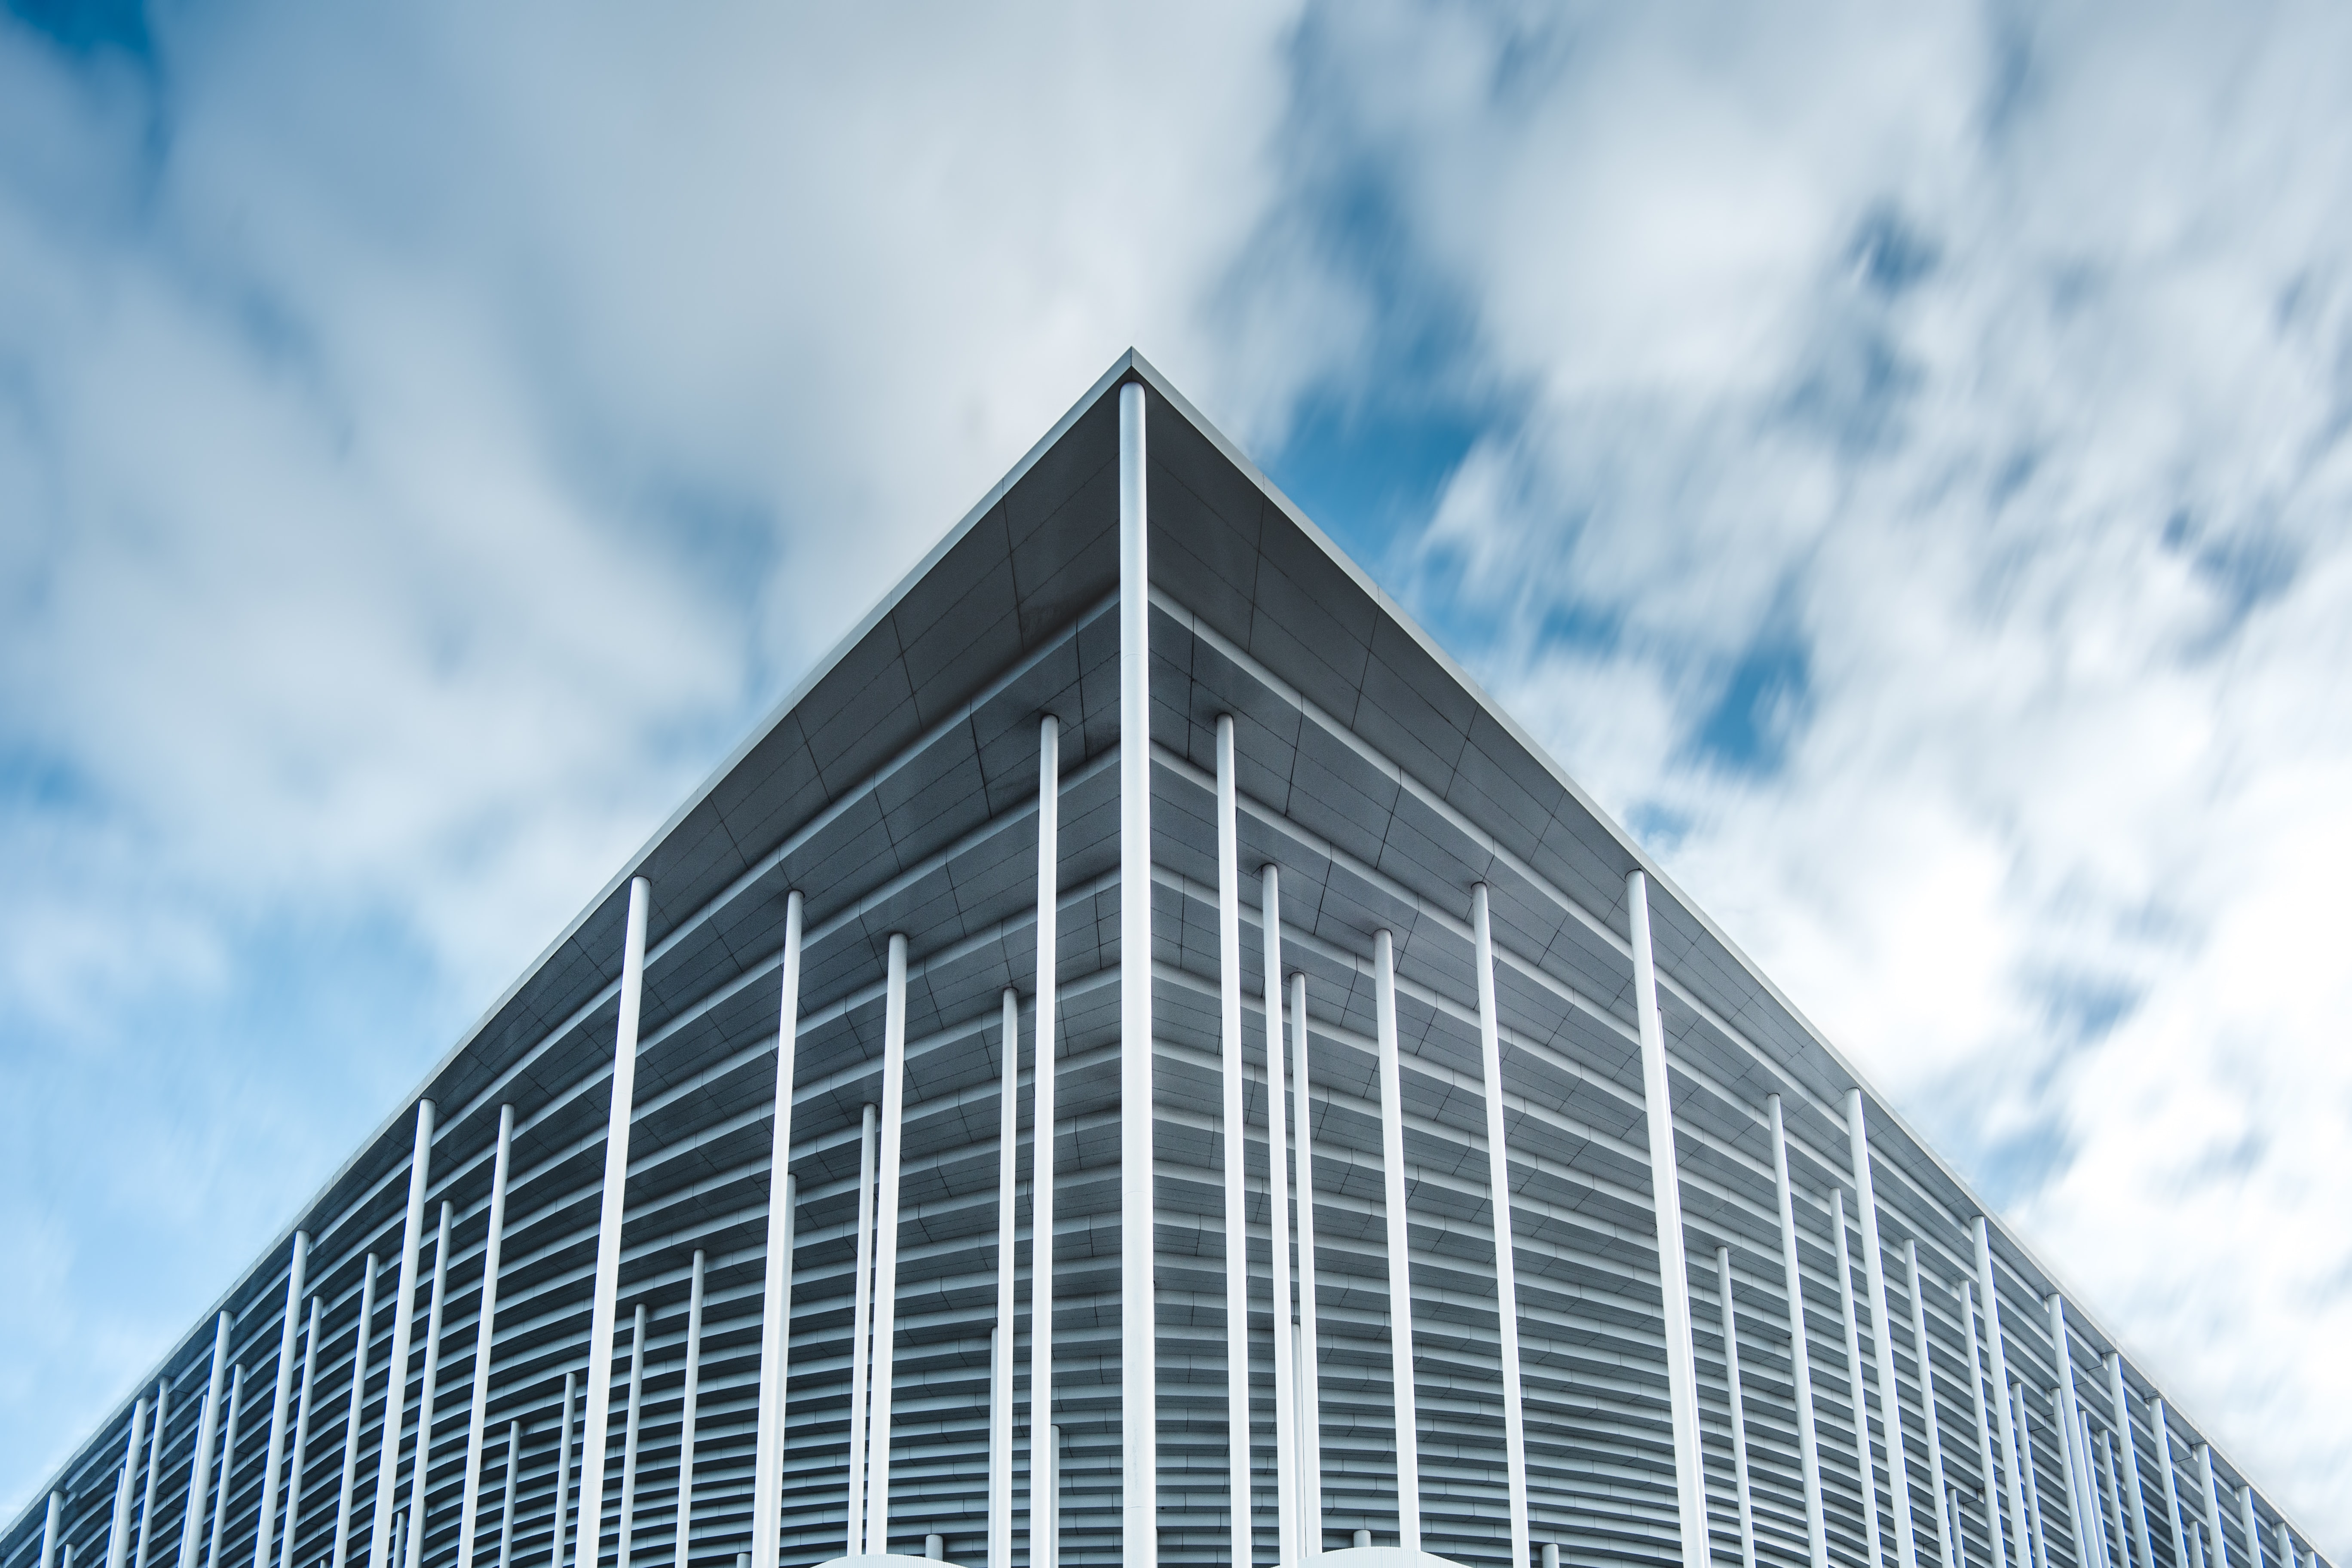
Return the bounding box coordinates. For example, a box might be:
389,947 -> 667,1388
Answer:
1289,971 -> 1323,1551
2236,1487 -> 2261,1568
2080,1415 -> 2112,1568
1116,371 -> 1157,1568
991,986 -> 1020,1568
208,1365 -> 246,1568
1264,869 -> 1299,1568
2101,1433 -> 2128,1568
1213,715 -> 1252,1568
675,1251 -> 707,1568
42,1490 -> 62,1568
752,890 -> 804,1568
373,1103 -> 439,1568
405,1204 -> 455,1568
1974,1222 -> 2034,1568
1471,885 -> 1532,1568
1716,1248 -> 1758,1568
180,1313 -> 233,1568
2104,1358 -> 2152,1568
496,1423 -> 520,1568
865,933 -> 912,1556
845,1106 -> 879,1557
1904,1243 -> 1954,1568
1626,870 -> 1707,1568
2011,1387 -> 2049,1568
109,1396 -> 153,1568
282,1300 -> 322,1568
618,1305 -> 648,1568
136,1380 -> 170,1568
551,1375 -> 577,1568
1831,1191 -> 1884,1568
1030,716 -> 1061,1568
582,877 -> 654,1568
2047,1298 -> 2091,1568
1372,929 -> 1421,1552
459,1107 -> 518,1568
1849,1093 -> 1918,1568
1960,1283 -> 2008,1568
1769,1097 -> 1828,1568
2150,1403 -> 2185,1568
332,1261 -> 380,1568
255,1234 -> 311,1568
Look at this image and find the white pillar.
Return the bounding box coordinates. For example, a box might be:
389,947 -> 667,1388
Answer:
1830,1191 -> 1884,1568
2236,1488 -> 2262,1568
1626,870 -> 1707,1568
2080,1414 -> 2113,1568
109,1395 -> 152,1568
1264,869 -> 1299,1568
41,1491 -> 61,1568
1030,716 -> 1061,1568
135,1379 -> 170,1568
1289,970 -> 1323,1551
255,1234 -> 311,1568
1371,928 -> 1421,1552
1959,1282 -> 2007,1568
1769,1096 -> 1829,1568
180,1312 -> 233,1568
582,876 -> 654,1568
282,1293 -> 322,1568
405,1203 -> 455,1568
1716,1248 -> 1758,1568
1117,372 -> 1157,1568
752,890 -> 804,1568
1904,1243 -> 1954,1568
1974,1222 -> 2034,1568
1849,1093 -> 1919,1568
618,1304 -> 648,1568
2100,1433 -> 2128,1568
497,1422 -> 521,1568
332,1261 -> 379,1568
846,1104 -> 879,1556
372,1102 -> 439,1568
2150,1403 -> 2185,1568
1471,885 -> 1532,1568
866,933 -> 912,1556
2047,1297 -> 2092,1568
459,1108 -> 519,1568
675,1251 -> 707,1568
2104,1358 -> 2152,1568
1214,714 -> 1252,1568
209,1365 -> 247,1568
551,1374 -> 578,1568
2011,1387 -> 2049,1568
991,986 -> 1019,1568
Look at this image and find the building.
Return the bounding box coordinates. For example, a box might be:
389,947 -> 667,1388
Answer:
4,353 -> 2329,1568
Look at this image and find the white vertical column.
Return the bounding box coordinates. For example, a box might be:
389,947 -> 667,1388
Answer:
41,1491 -> 61,1568
208,1366 -> 246,1568
845,1106 -> 880,1556
2083,1416 -> 2114,1568
1769,1096 -> 1829,1568
1974,1223 -> 2034,1568
332,1260 -> 380,1568
1850,1093 -> 1919,1568
551,1374 -> 578,1568
460,1107 -> 518,1568
1626,870 -> 1707,1568
674,1251 -> 707,1568
865,934 -> 912,1556
2104,1359 -> 2151,1568
991,986 -> 1019,1568
109,1396 -> 153,1568
255,1234 -> 310,1568
2150,1403 -> 2185,1568
496,1423 -> 521,1568
180,1313 -> 233,1568
618,1305 -> 647,1568
1213,715 -> 1253,1568
751,888 -> 803,1568
2101,1434 -> 2128,1568
1264,869 -> 1300,1568
1960,1283 -> 2007,1568
1030,716 -> 1061,1568
1831,1191 -> 1884,1568
405,1203 -> 455,1568
282,1299 -> 323,1568
2012,1387 -> 2049,1568
1289,971 -> 1324,1551
1117,372 -> 1157,1568
2048,1298 -> 2092,1568
2236,1489 -> 2261,1568
1716,1248 -> 1758,1568
1372,929 -> 1421,1552
1472,885 -> 1531,1568
582,877 -> 654,1568
372,1103 -> 439,1568
1904,1243 -> 1955,1568
135,1380 -> 170,1568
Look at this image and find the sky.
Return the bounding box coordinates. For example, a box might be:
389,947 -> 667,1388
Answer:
2,0 -> 2348,1551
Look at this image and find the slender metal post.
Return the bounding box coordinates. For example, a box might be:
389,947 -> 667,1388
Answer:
990,985 -> 1019,1568
1960,1283 -> 2007,1568
2100,1433 -> 2127,1568
1769,1097 -> 1828,1568
618,1305 -> 647,1568
136,1379 -> 171,1568
675,1252 -> 706,1568
109,1396 -> 153,1568
42,1491 -> 61,1568
2236,1488 -> 2261,1568
372,1102 -> 438,1568
255,1235 -> 311,1568
2012,1385 -> 2049,1568
2104,1358 -> 2151,1568
1290,969 -> 1323,1550
1831,1191 -> 1884,1568
1850,1092 -> 1919,1568
1716,1248 -> 1757,1568
1116,371 -> 1157,1568
2150,1403 -> 2185,1568
282,1295 -> 322,1568
496,1423 -> 520,1568
752,891 -> 804,1568
332,1262 -> 379,1568
581,877 -> 654,1568
1372,928 -> 1421,1551
1904,1243 -> 1954,1568
1264,869 -> 1299,1568
1975,1222 -> 2034,1568
209,1366 -> 246,1568
2048,1297 -> 2092,1568
459,1108 -> 518,1568
845,1105 -> 879,1556
1030,716 -> 1060,1568
181,1313 -> 233,1568
1627,870 -> 1707,1568
1470,885 -> 1531,1568
2079,1413 -> 2112,1568
404,1203 -> 454,1568
1214,714 -> 1251,1568
551,1374 -> 577,1568
866,933 -> 912,1556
